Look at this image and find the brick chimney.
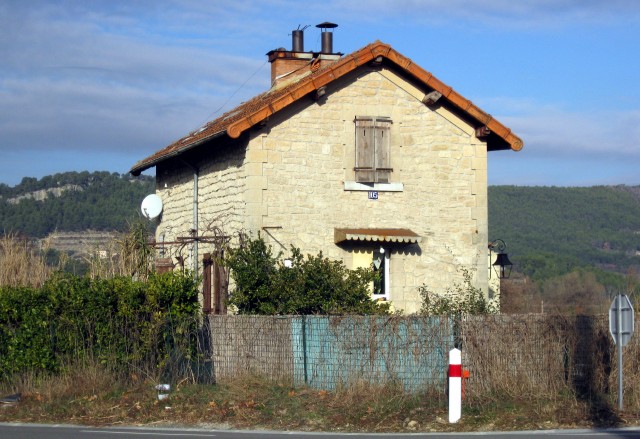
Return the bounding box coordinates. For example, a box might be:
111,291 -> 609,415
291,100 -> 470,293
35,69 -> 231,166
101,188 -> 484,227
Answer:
267,23 -> 341,88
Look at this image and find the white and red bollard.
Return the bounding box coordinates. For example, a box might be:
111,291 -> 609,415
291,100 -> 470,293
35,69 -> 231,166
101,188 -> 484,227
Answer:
448,348 -> 462,423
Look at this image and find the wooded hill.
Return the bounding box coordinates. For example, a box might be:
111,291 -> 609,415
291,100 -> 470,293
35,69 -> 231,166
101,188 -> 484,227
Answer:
0,172 -> 155,238
489,185 -> 640,281
1,173 -> 639,285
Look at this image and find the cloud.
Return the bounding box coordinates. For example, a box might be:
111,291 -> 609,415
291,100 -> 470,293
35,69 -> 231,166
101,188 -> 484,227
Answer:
486,100 -> 640,186
475,94 -> 639,159
1,3 -> 268,88
501,107 -> 640,160
0,0 -> 638,187
330,0 -> 640,28
0,0 -> 269,159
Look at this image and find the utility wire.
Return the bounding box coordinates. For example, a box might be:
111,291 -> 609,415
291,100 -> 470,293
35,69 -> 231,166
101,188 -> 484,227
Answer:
198,59 -> 269,128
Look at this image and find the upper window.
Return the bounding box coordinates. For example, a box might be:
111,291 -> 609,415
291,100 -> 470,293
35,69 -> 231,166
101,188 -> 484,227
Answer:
354,116 -> 392,183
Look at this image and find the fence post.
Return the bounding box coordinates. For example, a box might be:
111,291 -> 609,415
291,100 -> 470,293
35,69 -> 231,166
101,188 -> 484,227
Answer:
213,251 -> 227,315
302,315 -> 308,384
202,253 -> 212,314
449,347 -> 462,423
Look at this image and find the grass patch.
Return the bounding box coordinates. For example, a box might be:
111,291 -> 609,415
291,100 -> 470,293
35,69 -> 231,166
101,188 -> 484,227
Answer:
1,365 -> 639,432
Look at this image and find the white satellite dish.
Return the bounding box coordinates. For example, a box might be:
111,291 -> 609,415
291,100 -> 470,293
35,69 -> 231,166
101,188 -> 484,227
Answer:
141,194 -> 163,219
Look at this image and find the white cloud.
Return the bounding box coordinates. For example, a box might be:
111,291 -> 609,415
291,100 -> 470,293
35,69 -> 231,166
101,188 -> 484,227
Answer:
330,0 -> 640,28
0,74 -> 234,153
501,107 -> 640,159
485,95 -> 640,185
0,0 -> 639,186
0,0 -> 270,159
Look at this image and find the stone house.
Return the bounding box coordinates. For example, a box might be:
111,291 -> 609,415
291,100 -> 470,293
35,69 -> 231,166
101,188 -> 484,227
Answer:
130,27 -> 523,314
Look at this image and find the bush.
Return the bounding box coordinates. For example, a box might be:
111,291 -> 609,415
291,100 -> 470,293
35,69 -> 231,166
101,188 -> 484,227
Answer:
225,235 -> 390,315
0,271 -> 199,380
418,268 -> 497,316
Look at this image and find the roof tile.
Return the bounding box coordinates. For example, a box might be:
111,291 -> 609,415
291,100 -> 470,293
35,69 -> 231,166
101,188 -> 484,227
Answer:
131,41 -> 523,175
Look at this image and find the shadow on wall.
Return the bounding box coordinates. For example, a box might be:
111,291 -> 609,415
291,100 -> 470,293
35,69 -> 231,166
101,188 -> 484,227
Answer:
344,243 -> 422,257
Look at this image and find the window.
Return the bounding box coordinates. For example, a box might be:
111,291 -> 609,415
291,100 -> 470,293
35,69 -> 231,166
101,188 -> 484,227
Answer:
354,116 -> 392,183
372,247 -> 389,300
350,247 -> 390,301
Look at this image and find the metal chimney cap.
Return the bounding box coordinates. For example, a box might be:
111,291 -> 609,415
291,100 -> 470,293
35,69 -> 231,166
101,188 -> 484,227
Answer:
316,22 -> 338,30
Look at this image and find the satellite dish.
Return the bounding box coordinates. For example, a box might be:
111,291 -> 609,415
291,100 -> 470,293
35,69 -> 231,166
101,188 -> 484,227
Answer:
141,194 -> 163,219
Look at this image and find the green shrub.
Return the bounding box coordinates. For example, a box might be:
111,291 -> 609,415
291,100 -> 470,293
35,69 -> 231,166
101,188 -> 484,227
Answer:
0,271 -> 199,380
0,286 -> 58,375
225,235 -> 390,315
418,268 -> 497,316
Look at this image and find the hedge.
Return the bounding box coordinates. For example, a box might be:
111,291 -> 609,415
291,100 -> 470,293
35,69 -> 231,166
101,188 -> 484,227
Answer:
0,271 -> 199,380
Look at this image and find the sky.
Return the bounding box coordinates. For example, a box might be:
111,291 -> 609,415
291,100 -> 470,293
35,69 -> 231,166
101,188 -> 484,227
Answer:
1,0 -> 639,187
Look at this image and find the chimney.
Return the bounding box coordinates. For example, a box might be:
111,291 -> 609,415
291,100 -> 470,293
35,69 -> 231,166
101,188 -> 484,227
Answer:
316,22 -> 338,54
267,23 -> 341,88
267,25 -> 312,87
292,29 -> 304,52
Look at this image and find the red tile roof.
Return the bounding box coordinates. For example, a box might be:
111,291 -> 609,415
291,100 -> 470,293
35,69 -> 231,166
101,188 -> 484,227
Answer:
130,41 -> 523,175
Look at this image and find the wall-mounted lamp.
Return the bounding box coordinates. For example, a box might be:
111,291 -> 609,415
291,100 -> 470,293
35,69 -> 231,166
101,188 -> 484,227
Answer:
488,239 -> 513,279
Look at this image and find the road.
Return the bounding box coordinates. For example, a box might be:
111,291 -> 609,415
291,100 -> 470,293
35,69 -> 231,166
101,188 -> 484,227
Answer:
2,423 -> 640,438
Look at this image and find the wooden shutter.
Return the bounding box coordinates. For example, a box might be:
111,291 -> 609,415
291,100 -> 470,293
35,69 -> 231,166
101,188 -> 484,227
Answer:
355,118 -> 375,182
375,119 -> 391,183
355,117 -> 392,183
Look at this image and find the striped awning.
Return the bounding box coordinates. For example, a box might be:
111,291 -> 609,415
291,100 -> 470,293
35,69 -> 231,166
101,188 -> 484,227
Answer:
334,228 -> 422,244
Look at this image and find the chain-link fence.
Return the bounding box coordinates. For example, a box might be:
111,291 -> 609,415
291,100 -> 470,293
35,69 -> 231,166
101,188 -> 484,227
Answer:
209,315 -> 453,393
206,313 -> 640,411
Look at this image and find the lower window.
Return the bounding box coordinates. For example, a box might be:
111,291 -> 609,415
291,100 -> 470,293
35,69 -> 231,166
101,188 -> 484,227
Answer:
352,247 -> 390,301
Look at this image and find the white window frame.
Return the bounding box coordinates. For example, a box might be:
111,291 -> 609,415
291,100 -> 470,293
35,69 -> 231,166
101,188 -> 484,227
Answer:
343,181 -> 404,192
372,247 -> 390,301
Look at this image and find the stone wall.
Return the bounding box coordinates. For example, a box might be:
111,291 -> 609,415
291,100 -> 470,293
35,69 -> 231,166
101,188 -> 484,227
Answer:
243,68 -> 488,313
155,140 -> 247,264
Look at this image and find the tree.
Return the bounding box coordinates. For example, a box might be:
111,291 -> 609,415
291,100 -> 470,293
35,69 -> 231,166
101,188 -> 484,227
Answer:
0,171 -> 155,237
539,270 -> 608,314
223,234 -> 278,313
225,235 -> 390,315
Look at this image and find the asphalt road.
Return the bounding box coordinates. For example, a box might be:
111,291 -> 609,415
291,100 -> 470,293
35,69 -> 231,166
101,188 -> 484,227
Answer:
2,423 -> 640,439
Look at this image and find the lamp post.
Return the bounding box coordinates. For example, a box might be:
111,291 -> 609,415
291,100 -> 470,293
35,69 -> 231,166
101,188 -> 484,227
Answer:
488,239 -> 513,279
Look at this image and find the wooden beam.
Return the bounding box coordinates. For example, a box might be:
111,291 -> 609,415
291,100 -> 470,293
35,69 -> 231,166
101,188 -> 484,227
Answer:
422,90 -> 442,106
313,86 -> 327,101
476,126 -> 491,138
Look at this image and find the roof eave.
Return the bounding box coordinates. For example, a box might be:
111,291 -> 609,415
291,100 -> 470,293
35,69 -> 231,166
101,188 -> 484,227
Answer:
130,130 -> 227,175
225,41 -> 524,151
132,40 -> 523,175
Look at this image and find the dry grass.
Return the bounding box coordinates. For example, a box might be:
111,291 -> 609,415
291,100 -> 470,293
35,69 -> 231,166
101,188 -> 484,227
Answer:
0,366 -> 460,431
85,221 -> 154,280
0,224 -> 154,288
462,314 -> 636,400
0,234 -> 51,288
2,367 -> 638,432
461,313 -> 640,429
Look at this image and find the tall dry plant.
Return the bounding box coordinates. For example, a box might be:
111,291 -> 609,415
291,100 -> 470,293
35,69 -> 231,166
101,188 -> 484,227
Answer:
0,234 -> 51,288
86,221 -> 154,280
